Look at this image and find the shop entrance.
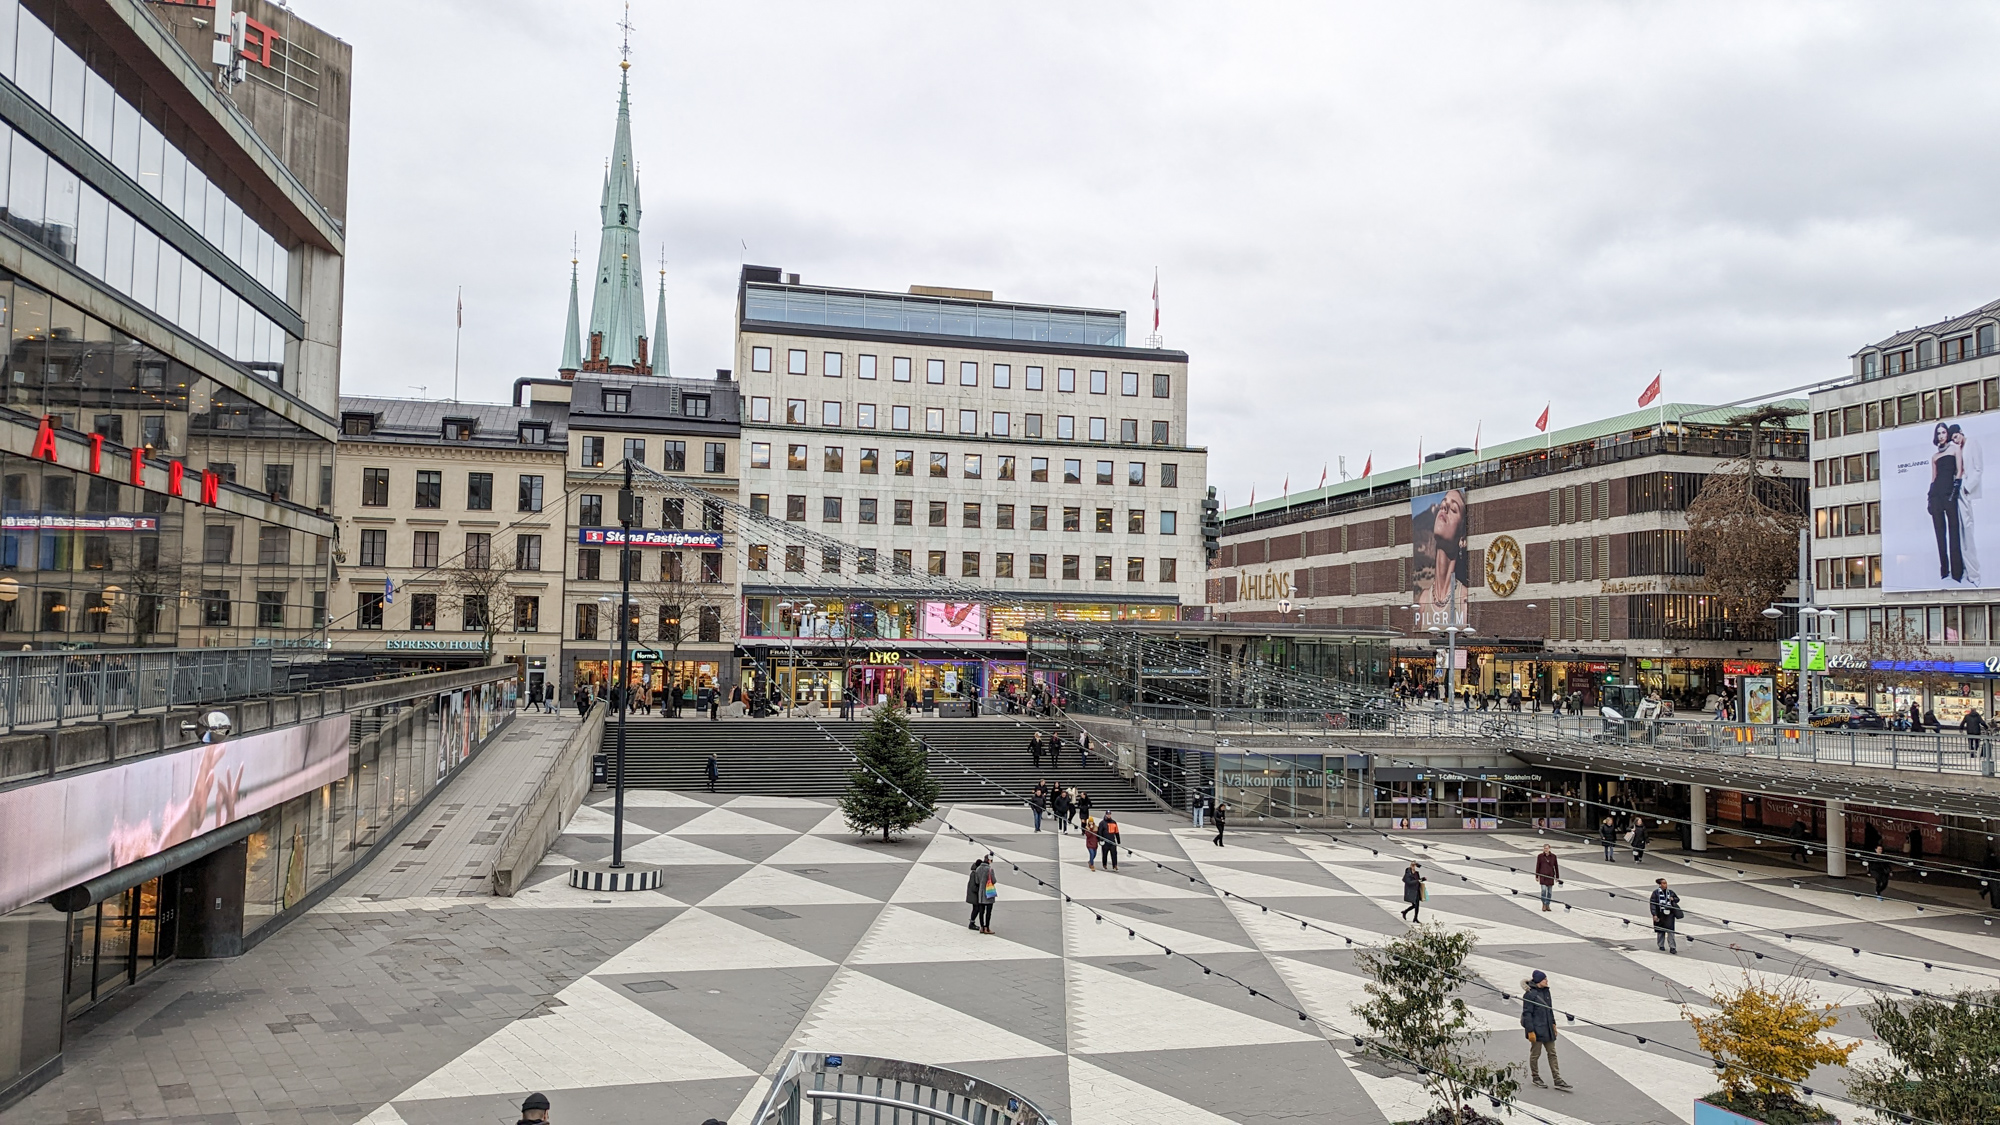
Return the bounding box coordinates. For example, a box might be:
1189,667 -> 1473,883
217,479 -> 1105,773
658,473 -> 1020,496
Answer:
64,875 -> 173,1016
849,665 -> 906,706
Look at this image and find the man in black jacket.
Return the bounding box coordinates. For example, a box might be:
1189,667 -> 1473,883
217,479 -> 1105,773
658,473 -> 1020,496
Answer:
518,1092 -> 551,1125
1599,815 -> 1617,862
1520,970 -> 1570,1091
1649,877 -> 1680,953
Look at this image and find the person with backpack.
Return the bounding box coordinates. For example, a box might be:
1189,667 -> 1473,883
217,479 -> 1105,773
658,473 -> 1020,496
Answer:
1099,815 -> 1121,871
966,854 -> 996,934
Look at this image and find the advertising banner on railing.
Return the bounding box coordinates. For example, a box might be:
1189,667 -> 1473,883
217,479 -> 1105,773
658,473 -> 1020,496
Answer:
1880,415 -> 2000,591
1411,488 -> 1471,631
0,712 -> 352,916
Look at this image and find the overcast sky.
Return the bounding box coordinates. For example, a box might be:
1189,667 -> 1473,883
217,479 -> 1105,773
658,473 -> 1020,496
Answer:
309,1 -> 2000,507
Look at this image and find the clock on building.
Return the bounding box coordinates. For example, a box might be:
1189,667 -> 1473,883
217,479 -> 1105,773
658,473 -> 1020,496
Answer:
1484,534 -> 1524,598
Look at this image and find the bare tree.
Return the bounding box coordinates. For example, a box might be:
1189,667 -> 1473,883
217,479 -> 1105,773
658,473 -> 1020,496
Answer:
1685,405 -> 1808,625
106,531 -> 187,644
437,536 -> 533,662
627,549 -> 736,689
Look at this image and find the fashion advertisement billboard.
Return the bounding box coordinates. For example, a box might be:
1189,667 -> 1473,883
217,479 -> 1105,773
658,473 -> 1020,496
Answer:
1880,415 -> 1994,591
0,713 -> 352,916
1411,488 -> 1471,632
920,601 -> 988,640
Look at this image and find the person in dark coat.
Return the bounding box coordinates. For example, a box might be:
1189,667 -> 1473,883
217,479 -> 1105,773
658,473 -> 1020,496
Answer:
1100,815 -> 1121,871
1077,790 -> 1093,824
1863,820 -> 1882,853
1789,819 -> 1812,864
1211,801 -> 1227,847
705,753 -> 719,792
518,1092 -> 551,1125
1534,844 -> 1560,912
1908,828 -> 1926,865
1649,877 -> 1680,952
1871,845 -> 1892,895
1630,818 -> 1650,863
1029,783 -> 1047,832
1599,815 -> 1618,862
1400,861 -> 1426,922
1030,732 -> 1044,769
1520,970 -> 1570,1091
1052,786 -> 1072,834
1048,730 -> 1064,775
1966,708 -> 1988,758
966,854 -> 996,933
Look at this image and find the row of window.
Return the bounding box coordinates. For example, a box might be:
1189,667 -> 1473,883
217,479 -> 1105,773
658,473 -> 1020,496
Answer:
574,602 -> 723,642
1814,501 -> 1882,538
1817,555 -> 1882,590
1550,536 -> 1611,583
749,446 -> 1181,487
748,494 -> 1178,534
577,436 -> 727,472
594,388 -> 711,416
1815,379 -> 2000,439
358,470 -> 544,512
341,413 -> 552,446
352,529 -> 540,571
1860,327 -> 1997,379
1839,603 -> 2000,645
353,591 -> 540,633
750,349 -> 1172,398
745,544 -> 1178,583
576,495 -> 725,530
198,523 -> 327,566
574,549 -> 723,583
1550,481 -> 1613,525
750,398 -> 1171,445
190,588 -> 320,629
1814,452 -> 1880,488
1550,596 -> 1612,642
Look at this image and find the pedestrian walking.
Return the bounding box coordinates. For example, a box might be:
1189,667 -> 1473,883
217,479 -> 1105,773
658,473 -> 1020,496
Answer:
1077,790 -> 1093,825
1521,970 -> 1571,1091
1048,730 -> 1063,774
710,692 -> 720,722
1534,843 -> 1560,912
1649,877 -> 1681,953
517,1092 -> 551,1125
1079,734 -> 1089,769
1193,793 -> 1208,828
1871,845 -> 1892,895
1052,786 -> 1072,833
705,753 -> 719,793
1630,818 -> 1650,863
1083,815 -> 1101,870
1599,815 -> 1617,862
1908,827 -> 1926,866
1030,783 -> 1047,832
1030,731 -> 1045,770
1788,819 -> 1811,865
1100,815 -> 1121,870
1212,801 -> 1227,847
1400,861 -> 1426,922
966,854 -> 996,934
1965,707 -> 1988,758
574,685 -> 589,715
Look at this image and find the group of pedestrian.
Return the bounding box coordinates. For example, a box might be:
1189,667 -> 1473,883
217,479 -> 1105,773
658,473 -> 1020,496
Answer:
1028,729 -> 1066,771
1597,814 -> 1661,862
525,682 -> 561,713
1032,780 -> 1091,834
1081,812 -> 1121,871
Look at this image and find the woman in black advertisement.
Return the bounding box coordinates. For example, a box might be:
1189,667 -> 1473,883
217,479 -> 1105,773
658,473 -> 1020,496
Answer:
1929,421 -> 1966,582
1413,489 -> 1470,625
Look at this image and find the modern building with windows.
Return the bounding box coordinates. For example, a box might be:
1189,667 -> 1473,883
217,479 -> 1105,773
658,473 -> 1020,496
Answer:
1810,297 -> 2000,723
0,0 -> 354,1104
329,397 -> 568,686
1210,404 -> 1808,710
734,267 -> 1208,709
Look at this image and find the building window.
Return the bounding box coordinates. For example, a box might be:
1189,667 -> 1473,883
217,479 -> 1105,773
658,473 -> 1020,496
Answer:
824,352 -> 843,378
603,390 -> 629,413
926,407 -> 945,432
1024,414 -> 1043,438
358,528 -> 386,567
823,401 -> 842,426
857,548 -> 878,574
752,346 -> 773,372
410,593 -> 436,631
519,475 -> 545,511
959,409 -> 978,434
341,412 -> 376,436
581,436 -> 605,467
1128,509 -> 1145,533
1089,418 -> 1108,442
1122,371 -> 1140,396
515,596 -> 540,632
1063,506 -> 1081,532
1159,557 -> 1177,582
930,452 -> 949,478
895,499 -> 914,525
1058,415 -> 1076,440
465,533 -> 492,569
1120,419 -> 1139,443
1152,421 -> 1170,445
413,471 -> 442,508
1161,463 -> 1178,488
467,472 -> 493,510
1026,366 -> 1045,391
461,595 -> 489,632
412,531 -> 440,568
519,422 -> 549,444
577,549 -> 601,580
1096,461 -> 1114,485
1095,555 -> 1113,580
822,546 -> 842,574
859,354 -> 877,379
993,411 -> 1010,437
1153,373 -> 1171,398
576,603 -> 598,639
825,446 -> 845,472
1062,554 -> 1081,580
1090,370 -> 1109,394
892,405 -> 911,431
1096,508 -> 1113,533
580,495 -> 603,526
894,356 -> 912,382
965,455 -> 982,479
786,546 -> 806,572
751,396 -> 771,422
516,534 -> 542,570
823,496 -> 843,522
1064,459 -> 1083,484
698,605 -> 722,641
256,591 -> 285,628
1030,553 -> 1048,578
751,442 -> 771,469
789,444 -> 808,471
927,359 -> 946,384
624,438 -> 646,465
354,592 -> 380,630
1160,510 -> 1177,535
1058,368 -> 1077,393
361,468 -> 389,507
443,417 -> 476,440
1032,457 -> 1049,482
994,552 -> 1014,578
705,443 -> 726,472
789,349 -> 808,375
928,550 -> 947,576
747,544 -> 769,571
858,404 -> 877,429
963,502 -> 981,528
788,399 -> 807,424
929,500 -> 948,527
860,448 -> 880,474
787,494 -> 807,521
1127,556 -> 1145,581
859,497 -> 878,523
258,527 -> 290,565
962,551 -> 981,577
896,450 -> 915,476
959,361 -> 979,387
1031,505 -> 1049,530
263,463 -> 292,501
997,503 -> 1015,529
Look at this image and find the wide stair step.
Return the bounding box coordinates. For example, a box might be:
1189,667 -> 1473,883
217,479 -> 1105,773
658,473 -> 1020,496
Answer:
598,717 -> 1158,810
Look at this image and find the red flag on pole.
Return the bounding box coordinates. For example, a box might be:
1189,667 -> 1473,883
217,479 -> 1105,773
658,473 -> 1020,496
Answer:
1248,486 -> 1255,507
1638,373 -> 1662,407
1151,269 -> 1160,332
1535,404 -> 1550,432
1282,476 -> 1289,497
1319,464 -> 1328,489
1361,454 -> 1372,478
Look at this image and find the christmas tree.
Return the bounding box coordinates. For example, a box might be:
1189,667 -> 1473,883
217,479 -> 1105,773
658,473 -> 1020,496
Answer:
840,703 -> 939,842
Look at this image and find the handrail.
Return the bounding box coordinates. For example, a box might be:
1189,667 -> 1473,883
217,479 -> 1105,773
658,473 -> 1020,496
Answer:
803,1090 -> 981,1125
752,1050 -> 1057,1125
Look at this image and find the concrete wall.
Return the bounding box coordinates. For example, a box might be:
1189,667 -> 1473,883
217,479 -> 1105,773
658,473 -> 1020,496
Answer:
491,702 -> 606,896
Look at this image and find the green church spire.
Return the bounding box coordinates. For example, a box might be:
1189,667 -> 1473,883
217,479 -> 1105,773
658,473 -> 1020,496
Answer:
559,248 -> 582,377
582,42 -> 649,373
653,249 -> 670,378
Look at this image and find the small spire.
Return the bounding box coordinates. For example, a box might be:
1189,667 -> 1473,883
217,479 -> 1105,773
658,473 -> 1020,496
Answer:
558,240 -> 582,379
654,247 -> 671,379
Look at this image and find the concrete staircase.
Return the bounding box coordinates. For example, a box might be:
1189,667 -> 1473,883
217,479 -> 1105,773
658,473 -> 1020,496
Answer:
598,715 -> 1160,811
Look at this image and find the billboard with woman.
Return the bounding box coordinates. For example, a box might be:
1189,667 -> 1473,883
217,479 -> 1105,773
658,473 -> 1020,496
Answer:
1412,488 -> 1470,631
1880,417 -> 1992,591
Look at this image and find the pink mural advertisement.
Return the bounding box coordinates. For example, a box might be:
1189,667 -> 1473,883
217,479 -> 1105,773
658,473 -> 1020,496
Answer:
0,712 -> 352,915
921,601 -> 988,640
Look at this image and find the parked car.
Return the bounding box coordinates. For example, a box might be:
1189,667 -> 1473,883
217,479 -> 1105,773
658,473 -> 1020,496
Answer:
1809,704 -> 1886,730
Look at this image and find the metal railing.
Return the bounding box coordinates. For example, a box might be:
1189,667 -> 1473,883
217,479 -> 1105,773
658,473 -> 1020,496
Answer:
752,1051 -> 1057,1125
0,646 -> 271,732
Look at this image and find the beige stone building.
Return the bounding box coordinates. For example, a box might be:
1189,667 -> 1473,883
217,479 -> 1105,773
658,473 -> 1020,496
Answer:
330,397 -> 568,695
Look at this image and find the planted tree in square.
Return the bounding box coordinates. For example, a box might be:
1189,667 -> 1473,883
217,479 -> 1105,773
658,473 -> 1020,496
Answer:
1684,974 -> 1855,1124
840,702 -> 938,842
1353,925 -> 1517,1124
1846,990 -> 2000,1123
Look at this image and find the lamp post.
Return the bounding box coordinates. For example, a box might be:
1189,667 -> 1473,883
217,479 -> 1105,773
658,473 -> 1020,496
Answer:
1763,601 -> 1839,721
610,459 -> 635,869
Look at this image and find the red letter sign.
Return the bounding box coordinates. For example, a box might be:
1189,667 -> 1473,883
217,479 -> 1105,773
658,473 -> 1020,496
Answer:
168,461 -> 185,497
201,470 -> 219,506
129,448 -> 145,486
87,432 -> 103,474
30,416 -> 57,462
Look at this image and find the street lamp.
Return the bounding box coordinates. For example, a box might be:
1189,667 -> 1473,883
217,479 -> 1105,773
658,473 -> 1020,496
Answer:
1764,601 -> 1839,720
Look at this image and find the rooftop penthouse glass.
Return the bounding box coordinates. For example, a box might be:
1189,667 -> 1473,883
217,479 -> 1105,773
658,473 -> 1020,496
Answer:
745,284 -> 1127,347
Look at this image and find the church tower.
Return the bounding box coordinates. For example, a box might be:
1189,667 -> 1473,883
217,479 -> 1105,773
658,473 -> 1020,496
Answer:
565,29 -> 653,378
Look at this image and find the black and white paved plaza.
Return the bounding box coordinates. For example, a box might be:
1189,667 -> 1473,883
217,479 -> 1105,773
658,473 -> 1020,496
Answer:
11,725 -> 1999,1125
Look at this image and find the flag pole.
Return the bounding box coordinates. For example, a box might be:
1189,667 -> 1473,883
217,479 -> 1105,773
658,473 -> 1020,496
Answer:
451,286 -> 463,403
